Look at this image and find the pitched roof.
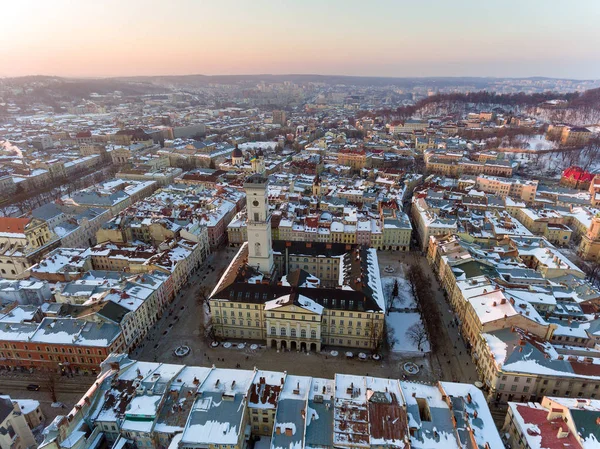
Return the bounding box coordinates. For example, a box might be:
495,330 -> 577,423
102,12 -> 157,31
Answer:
0,217 -> 30,234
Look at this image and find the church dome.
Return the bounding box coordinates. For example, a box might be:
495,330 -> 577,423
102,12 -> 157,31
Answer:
232,147 -> 243,158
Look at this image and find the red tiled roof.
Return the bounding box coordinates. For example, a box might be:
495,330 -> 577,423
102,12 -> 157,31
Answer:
562,166 -> 595,183
515,404 -> 582,449
0,217 -> 30,233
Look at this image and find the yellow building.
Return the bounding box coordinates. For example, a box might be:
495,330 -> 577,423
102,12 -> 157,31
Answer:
0,217 -> 58,279
211,176 -> 385,352
578,215 -> 600,261
336,149 -> 367,171
560,126 -> 592,146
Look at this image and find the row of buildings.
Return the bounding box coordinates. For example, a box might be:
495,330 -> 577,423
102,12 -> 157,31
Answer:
427,232 -> 600,405
39,354 -> 504,449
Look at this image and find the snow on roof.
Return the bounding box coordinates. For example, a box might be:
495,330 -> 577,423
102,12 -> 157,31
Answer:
440,382 -> 504,449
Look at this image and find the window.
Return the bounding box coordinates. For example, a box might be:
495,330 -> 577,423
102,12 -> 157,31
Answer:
300,330 -> 306,338
291,329 -> 297,338
280,327 -> 286,336
311,330 -> 317,339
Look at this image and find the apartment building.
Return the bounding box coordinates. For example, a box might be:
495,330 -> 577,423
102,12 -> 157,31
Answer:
336,148 -> 368,171
0,397 -> 36,449
475,175 -> 538,203
560,126 -> 592,147
426,156 -> 515,177
0,316 -> 124,374
412,197 -> 457,250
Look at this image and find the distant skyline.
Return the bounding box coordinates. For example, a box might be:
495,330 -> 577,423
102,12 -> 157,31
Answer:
2,0 -> 600,79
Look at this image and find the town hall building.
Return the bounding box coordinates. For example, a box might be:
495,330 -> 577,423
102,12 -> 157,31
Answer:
209,174 -> 386,352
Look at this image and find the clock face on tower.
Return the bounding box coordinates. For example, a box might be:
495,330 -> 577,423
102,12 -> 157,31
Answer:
252,200 -> 259,207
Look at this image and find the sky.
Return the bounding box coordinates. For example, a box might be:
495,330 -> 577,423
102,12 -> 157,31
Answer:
1,0 -> 599,79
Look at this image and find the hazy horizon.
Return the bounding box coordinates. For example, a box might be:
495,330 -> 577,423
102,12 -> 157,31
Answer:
3,73 -> 599,82
2,0 -> 600,79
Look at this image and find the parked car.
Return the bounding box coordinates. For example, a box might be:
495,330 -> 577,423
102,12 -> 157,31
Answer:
26,384 -> 40,391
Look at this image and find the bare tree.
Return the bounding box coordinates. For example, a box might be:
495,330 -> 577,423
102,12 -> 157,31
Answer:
406,322 -> 428,351
44,371 -> 59,403
386,325 -> 397,350
204,316 -> 215,341
579,137 -> 600,173
406,264 -> 421,301
386,279 -> 399,314
196,286 -> 210,306
581,260 -> 600,288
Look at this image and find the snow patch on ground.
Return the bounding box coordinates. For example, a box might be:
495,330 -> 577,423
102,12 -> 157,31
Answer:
381,271 -> 417,310
386,312 -> 430,354
523,134 -> 556,151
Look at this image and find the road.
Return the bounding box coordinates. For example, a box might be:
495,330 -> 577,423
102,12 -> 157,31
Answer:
0,374 -> 90,430
135,246 -> 238,363
0,377 -> 91,394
